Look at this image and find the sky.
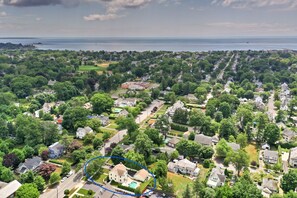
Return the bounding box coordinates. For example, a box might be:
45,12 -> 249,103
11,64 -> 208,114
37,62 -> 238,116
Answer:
0,0 -> 297,37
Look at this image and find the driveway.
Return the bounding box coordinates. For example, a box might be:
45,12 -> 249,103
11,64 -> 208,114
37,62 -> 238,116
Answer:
282,152 -> 289,173
40,170 -> 84,198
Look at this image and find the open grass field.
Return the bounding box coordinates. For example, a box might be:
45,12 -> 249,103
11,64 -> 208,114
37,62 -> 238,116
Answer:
245,144 -> 259,163
167,172 -> 193,198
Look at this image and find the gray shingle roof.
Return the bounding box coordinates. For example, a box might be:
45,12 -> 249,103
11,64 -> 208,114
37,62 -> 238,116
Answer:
195,134 -> 212,146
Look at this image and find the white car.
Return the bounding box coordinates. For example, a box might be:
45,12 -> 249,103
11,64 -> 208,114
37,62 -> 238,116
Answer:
61,177 -> 67,183
67,170 -> 74,177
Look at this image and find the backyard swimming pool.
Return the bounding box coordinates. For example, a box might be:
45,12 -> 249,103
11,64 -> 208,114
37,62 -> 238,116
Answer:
128,181 -> 138,189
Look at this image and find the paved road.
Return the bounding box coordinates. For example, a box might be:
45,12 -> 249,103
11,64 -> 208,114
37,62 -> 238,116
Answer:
267,91 -> 277,122
100,129 -> 127,155
135,100 -> 164,124
40,171 -> 83,198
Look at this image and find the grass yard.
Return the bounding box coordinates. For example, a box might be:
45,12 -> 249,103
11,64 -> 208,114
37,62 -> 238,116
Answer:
139,178 -> 153,192
77,188 -> 95,196
169,130 -> 184,137
54,167 -> 62,175
96,61 -> 117,68
167,172 -> 193,198
245,144 -> 259,163
197,164 -> 209,182
155,104 -> 169,116
79,65 -> 107,72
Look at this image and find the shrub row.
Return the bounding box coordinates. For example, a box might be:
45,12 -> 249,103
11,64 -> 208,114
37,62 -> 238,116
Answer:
170,123 -> 188,132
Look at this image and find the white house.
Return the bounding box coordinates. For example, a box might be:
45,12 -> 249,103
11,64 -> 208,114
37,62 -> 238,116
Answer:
167,159 -> 200,176
76,126 -> 93,139
166,100 -> 187,117
207,167 -> 226,188
114,98 -> 137,108
109,163 -> 128,184
289,147 -> 297,167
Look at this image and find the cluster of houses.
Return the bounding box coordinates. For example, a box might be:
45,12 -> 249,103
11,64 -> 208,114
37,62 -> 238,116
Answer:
121,82 -> 151,90
280,83 -> 291,111
16,142 -> 64,174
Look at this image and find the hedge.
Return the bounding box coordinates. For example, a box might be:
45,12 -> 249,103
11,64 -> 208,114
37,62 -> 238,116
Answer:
170,123 -> 188,132
49,159 -> 63,165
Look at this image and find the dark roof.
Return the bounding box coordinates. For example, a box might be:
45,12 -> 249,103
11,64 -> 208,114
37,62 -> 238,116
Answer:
18,157 -> 42,173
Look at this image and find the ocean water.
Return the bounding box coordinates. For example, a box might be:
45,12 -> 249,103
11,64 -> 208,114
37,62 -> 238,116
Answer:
1,37 -> 297,52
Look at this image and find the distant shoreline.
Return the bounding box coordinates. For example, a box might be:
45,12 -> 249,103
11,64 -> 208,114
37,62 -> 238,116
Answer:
1,37 -> 297,52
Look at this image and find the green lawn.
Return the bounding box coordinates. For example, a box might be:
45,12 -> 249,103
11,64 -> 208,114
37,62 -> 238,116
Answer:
79,65 -> 107,72
167,172 -> 193,198
169,130 -> 184,137
155,105 -> 168,116
139,178 -> 153,192
95,174 -> 108,184
77,188 -> 95,196
245,144 -> 259,164
197,164 -> 209,182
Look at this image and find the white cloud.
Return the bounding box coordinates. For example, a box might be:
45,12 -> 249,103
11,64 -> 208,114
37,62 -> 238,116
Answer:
35,17 -> 41,21
83,13 -> 119,21
212,0 -> 297,9
83,0 -> 156,21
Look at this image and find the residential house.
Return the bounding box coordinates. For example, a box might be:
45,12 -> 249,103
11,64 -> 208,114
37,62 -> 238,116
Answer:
166,100 -> 187,117
47,80 -> 57,86
261,178 -> 278,195
261,143 -> 271,150
88,115 -> 110,126
0,180 -> 22,198
206,167 -> 226,188
289,147 -> 297,167
263,150 -> 279,164
255,96 -> 265,110
227,142 -> 240,151
17,156 -> 43,174
83,102 -> 93,110
98,115 -> 110,126
118,109 -> 129,117
109,163 -> 128,183
76,126 -> 94,139
114,98 -> 137,108
133,169 -> 150,182
194,134 -> 213,147
167,159 -> 200,176
167,137 -> 181,148
48,142 -> 64,159
282,128 -> 297,142
184,94 -> 198,103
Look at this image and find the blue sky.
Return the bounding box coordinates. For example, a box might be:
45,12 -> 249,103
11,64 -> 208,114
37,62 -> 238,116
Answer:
0,0 -> 296,37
